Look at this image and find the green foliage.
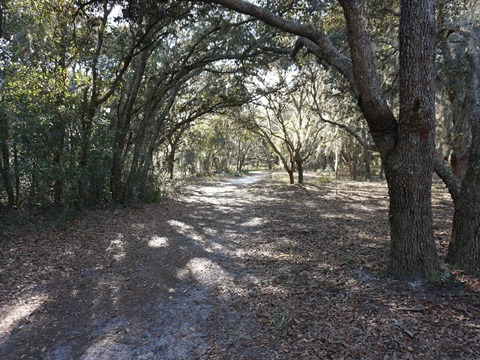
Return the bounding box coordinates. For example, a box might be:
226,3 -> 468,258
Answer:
318,172 -> 332,185
0,0 -> 287,208
0,0 -> 461,214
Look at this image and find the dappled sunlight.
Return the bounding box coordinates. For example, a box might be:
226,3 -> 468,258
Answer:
108,281 -> 122,309
148,235 -> 170,248
198,186 -> 227,196
131,223 -> 146,230
348,201 -> 389,213
203,227 -> 218,236
177,257 -> 234,289
1,174 -> 474,359
167,220 -> 204,242
240,217 -> 264,227
181,180 -> 260,210
106,233 -> 126,261
204,241 -> 226,254
229,173 -> 268,185
320,211 -> 364,221
0,292 -> 48,338
80,321 -> 131,359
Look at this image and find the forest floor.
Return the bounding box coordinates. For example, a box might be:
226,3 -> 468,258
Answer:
0,172 -> 479,360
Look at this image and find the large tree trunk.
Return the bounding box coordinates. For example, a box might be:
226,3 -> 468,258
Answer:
446,27 -> 480,272
384,154 -> 438,278
340,0 -> 439,279
384,0 -> 439,278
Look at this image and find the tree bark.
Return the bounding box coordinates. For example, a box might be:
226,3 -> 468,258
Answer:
77,1 -> 136,206
53,121 -> 65,206
447,149 -> 480,271
13,142 -> 19,203
111,42 -> 151,203
287,167 -> 294,185
125,114 -> 149,199
167,150 -> 175,180
0,60 -> 19,208
434,157 -> 461,204
364,149 -> 372,177
0,114 -> 14,207
446,26 -> 480,272
52,12 -> 69,207
166,141 -> 176,180
340,0 -> 439,278
438,30 -> 471,182
383,0 -> 439,278
295,156 -> 303,184
78,112 -> 93,209
139,144 -> 156,200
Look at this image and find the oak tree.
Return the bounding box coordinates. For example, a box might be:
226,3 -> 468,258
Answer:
188,0 -> 440,279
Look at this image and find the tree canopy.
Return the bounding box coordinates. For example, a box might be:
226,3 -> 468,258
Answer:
1,0 -> 479,277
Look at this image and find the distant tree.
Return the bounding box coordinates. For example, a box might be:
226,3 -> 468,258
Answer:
302,62 -> 378,179
243,104 -> 297,184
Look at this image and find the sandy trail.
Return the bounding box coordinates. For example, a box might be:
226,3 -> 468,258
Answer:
0,172 -> 273,359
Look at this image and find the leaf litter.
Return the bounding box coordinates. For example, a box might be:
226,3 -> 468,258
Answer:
0,174 -> 478,359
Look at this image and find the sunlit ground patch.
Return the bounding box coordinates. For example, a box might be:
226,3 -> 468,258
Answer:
148,235 -> 170,248
167,220 -> 203,242
0,292 -> 48,338
240,217 -> 264,227
106,233 -> 126,261
177,257 -> 234,289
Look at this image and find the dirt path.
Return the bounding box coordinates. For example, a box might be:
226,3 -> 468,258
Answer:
1,172 -> 275,359
1,174 -> 479,359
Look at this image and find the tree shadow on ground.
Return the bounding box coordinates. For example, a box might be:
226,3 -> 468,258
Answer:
0,175 -> 478,359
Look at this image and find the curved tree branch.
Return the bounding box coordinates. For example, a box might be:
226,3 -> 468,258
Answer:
433,157 -> 461,203
319,115 -> 378,152
194,0 -> 398,157
193,0 -> 358,98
